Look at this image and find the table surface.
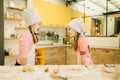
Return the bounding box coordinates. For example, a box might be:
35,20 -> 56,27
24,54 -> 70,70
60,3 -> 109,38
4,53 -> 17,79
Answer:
0,65 -> 120,80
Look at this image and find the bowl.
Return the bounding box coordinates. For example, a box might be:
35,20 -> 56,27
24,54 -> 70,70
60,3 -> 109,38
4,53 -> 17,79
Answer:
104,64 -> 115,73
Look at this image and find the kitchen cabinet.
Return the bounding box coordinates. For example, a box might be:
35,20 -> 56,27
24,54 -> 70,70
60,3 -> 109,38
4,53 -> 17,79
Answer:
114,50 -> 120,64
72,9 -> 92,30
65,7 -> 72,27
33,0 -> 49,26
45,47 -> 66,65
66,46 -> 77,65
91,48 -> 120,64
98,49 -> 114,64
35,45 -> 120,65
35,45 -> 77,65
35,48 -> 45,65
47,2 -> 59,26
72,9 -> 83,18
47,2 -> 72,27
91,49 -> 98,64
33,0 -> 72,27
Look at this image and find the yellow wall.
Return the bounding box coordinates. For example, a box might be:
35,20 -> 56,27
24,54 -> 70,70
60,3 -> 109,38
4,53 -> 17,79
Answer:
33,0 -> 91,29
33,0 -> 48,26
84,17 -> 92,30
33,0 -> 71,27
72,9 -> 92,30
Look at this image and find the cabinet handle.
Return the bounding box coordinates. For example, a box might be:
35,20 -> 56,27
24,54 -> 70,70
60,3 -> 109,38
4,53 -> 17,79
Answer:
105,50 -> 109,53
68,45 -> 73,49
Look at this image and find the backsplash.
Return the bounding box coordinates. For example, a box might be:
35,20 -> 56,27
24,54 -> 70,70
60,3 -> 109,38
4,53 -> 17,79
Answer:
37,26 -> 66,45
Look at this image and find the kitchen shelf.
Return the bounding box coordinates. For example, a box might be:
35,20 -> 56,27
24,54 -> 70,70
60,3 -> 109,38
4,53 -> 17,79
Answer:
35,56 -> 44,58
35,48 -> 45,65
15,27 -> 27,30
5,55 -> 18,58
4,37 -> 18,40
7,6 -> 24,11
4,18 -> 22,21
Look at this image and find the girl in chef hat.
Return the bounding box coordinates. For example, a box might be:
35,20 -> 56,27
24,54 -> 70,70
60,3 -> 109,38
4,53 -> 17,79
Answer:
15,8 -> 42,65
68,18 -> 93,65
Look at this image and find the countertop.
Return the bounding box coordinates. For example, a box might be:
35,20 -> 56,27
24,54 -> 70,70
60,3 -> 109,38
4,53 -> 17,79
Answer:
35,44 -> 71,49
35,43 -> 120,50
0,65 -> 119,80
90,45 -> 120,50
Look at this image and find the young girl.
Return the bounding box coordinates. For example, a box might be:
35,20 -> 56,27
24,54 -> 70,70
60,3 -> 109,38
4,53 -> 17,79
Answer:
67,18 -> 93,65
15,8 -> 42,65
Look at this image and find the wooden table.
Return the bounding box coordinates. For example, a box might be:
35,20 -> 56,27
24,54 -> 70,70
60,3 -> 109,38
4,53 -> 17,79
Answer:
0,65 -> 119,80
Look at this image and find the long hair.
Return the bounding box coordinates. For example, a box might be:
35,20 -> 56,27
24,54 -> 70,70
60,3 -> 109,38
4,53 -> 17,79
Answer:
28,26 -> 39,44
74,32 -> 81,51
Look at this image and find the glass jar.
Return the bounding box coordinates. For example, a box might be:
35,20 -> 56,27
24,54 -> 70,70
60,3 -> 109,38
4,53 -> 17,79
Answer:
9,0 -> 15,7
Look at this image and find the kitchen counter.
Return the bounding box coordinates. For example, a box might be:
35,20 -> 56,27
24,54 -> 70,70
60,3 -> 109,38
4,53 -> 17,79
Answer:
91,46 -> 120,64
0,65 -> 119,80
4,45 -> 120,65
36,44 -> 120,50
35,44 -> 71,48
35,44 -> 120,65
91,45 -> 120,50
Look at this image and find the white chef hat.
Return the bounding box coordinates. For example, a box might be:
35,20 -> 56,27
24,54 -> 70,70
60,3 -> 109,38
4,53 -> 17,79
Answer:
68,18 -> 85,33
23,8 -> 42,27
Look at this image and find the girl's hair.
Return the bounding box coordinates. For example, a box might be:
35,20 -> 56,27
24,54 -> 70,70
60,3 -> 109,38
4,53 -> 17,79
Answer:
74,32 -> 85,51
28,26 -> 39,44
74,32 -> 81,51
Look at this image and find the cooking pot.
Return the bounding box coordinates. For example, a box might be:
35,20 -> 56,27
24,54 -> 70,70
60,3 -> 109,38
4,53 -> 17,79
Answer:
4,50 -> 9,56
